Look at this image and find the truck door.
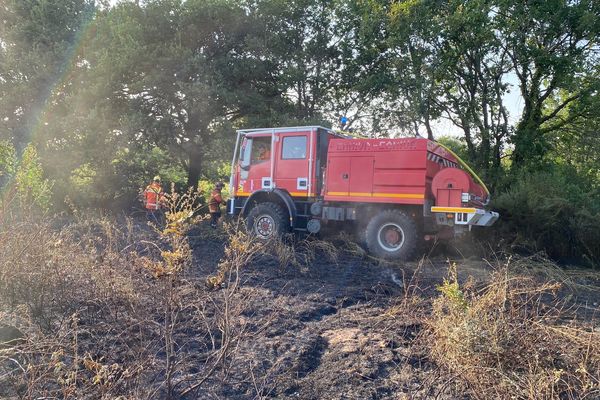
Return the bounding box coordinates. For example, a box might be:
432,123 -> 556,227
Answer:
273,132 -> 311,197
237,135 -> 272,195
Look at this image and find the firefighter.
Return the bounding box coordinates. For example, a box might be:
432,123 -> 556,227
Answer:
257,143 -> 271,161
144,175 -> 165,223
208,182 -> 226,228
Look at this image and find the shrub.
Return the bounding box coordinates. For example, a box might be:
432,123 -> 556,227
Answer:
492,166 -> 600,266
0,143 -> 53,213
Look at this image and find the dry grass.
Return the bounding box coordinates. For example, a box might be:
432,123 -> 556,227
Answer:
0,216 -> 154,398
426,260 -> 600,399
335,231 -> 367,258
261,234 -> 340,271
0,189 -> 262,399
1,199 -> 599,399
206,221 -> 264,289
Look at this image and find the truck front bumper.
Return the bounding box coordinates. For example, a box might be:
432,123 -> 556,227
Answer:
431,206 -> 499,227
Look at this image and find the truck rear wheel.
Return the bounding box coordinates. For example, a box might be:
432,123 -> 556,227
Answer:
246,202 -> 288,240
365,209 -> 417,260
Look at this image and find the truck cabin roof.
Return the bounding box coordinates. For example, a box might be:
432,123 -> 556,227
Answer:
236,126 -> 346,138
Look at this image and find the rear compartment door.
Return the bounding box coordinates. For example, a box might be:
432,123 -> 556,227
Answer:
326,157 -> 351,196
349,157 -> 374,196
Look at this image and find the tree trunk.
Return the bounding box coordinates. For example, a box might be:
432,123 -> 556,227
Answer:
512,107 -> 544,168
424,116 -> 434,140
186,143 -> 203,189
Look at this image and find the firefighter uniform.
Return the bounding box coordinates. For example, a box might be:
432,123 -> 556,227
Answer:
257,145 -> 271,161
209,183 -> 226,228
144,183 -> 163,210
144,176 -> 164,223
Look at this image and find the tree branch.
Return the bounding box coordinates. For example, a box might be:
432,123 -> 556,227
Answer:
539,92 -> 581,125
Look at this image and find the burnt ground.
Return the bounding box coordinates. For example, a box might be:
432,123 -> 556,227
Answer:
2,215 -> 599,400
180,221 -> 600,400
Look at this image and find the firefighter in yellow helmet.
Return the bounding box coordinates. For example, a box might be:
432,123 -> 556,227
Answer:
208,182 -> 226,228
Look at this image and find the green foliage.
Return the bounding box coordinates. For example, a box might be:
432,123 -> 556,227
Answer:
0,0 -> 95,149
0,141 -> 17,179
15,144 -> 53,211
69,163 -> 96,189
436,136 -> 469,161
493,166 -> 600,266
498,0 -> 600,168
113,147 -> 187,191
436,263 -> 468,312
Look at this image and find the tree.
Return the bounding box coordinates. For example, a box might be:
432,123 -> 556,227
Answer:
355,0 -> 511,182
547,90 -> 600,177
0,0 -> 95,151
384,0 -> 444,139
353,0 -> 600,184
93,0 -> 296,187
495,0 -> 600,168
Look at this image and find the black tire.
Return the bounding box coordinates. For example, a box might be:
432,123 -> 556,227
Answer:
246,202 -> 289,240
355,223 -> 368,247
365,209 -> 417,260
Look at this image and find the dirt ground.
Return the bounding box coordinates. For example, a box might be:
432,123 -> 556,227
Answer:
181,222 -> 600,400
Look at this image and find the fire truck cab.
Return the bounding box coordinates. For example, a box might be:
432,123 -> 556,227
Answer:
228,126 -> 498,260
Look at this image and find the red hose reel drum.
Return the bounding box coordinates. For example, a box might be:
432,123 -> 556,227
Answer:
432,168 -> 484,207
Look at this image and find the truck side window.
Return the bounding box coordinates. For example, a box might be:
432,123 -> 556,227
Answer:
282,136 -> 307,159
251,137 -> 271,164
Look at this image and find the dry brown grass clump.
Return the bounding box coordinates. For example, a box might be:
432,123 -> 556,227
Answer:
264,235 -> 340,270
427,261 -> 600,399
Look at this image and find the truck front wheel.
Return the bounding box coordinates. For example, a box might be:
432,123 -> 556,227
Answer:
365,209 -> 417,260
246,202 -> 289,240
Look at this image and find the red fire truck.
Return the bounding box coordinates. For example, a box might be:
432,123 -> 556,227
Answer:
227,126 -> 498,260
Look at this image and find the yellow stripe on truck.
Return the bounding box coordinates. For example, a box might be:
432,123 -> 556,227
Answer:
431,206 -> 477,213
326,192 -> 348,196
327,192 -> 425,199
235,191 -> 311,197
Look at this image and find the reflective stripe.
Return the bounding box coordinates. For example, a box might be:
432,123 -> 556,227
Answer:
235,191 -> 311,197
326,192 -> 424,199
431,206 -> 477,213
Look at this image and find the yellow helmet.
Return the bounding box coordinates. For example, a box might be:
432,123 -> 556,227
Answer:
153,175 -> 161,182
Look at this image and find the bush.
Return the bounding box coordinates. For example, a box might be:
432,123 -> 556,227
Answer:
427,262 -> 600,399
492,166 -> 600,266
0,143 -> 53,212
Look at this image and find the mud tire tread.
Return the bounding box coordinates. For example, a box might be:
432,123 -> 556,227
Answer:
365,209 -> 417,260
246,202 -> 289,239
